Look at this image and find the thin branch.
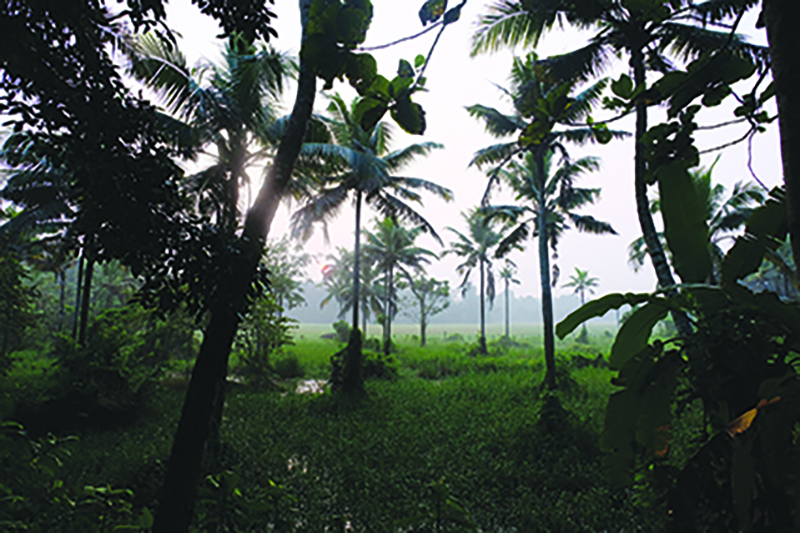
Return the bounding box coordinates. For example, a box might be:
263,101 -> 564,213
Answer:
747,130 -> 769,191
565,109 -> 634,128
356,22 -> 443,51
695,117 -> 748,130
412,24 -> 447,91
697,128 -> 754,156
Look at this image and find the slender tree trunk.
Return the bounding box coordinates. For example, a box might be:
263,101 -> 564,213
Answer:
340,189 -> 365,394
384,264 -> 393,356
536,152 -> 557,390
352,191 -> 362,334
420,294 -> 426,347
479,257 -> 487,354
152,4 -> 316,530
631,47 -> 693,338
58,270 -> 66,331
504,279 -> 510,340
763,0 -> 800,269
72,248 -> 84,340
78,242 -> 95,347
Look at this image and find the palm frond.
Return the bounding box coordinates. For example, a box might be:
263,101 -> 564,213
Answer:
471,1 -> 549,55
496,221 -> 530,258
383,142 -> 444,172
466,105 -> 524,137
538,39 -> 611,85
569,213 -> 617,235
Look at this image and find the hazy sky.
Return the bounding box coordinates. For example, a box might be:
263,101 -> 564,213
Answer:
160,0 -> 782,303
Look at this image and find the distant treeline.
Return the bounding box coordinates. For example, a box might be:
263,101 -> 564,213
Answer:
286,281 -> 618,326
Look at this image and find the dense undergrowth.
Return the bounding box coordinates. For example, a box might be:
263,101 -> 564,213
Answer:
0,329 -> 657,532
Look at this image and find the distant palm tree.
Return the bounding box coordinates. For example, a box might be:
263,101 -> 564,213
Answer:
469,52 -> 618,388
363,217 -> 437,355
446,209 -> 508,355
563,267 -> 599,306
499,260 -> 520,340
628,160 -> 765,284
487,152 -> 616,388
292,94 -> 451,393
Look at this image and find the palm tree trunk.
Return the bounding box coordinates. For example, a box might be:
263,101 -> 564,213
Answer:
420,293 -> 427,347
536,152 -> 557,390
763,0 -> 800,269
384,264 -> 393,356
479,257 -> 487,354
152,4 -> 317,530
504,279 -> 510,340
631,47 -> 693,338
352,191 -> 362,333
58,270 -> 66,331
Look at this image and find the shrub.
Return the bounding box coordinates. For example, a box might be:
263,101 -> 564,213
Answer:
363,351 -> 398,380
272,353 -> 304,380
233,294 -> 296,387
332,320 -> 350,343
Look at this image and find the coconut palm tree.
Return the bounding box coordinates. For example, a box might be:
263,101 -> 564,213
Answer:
320,247 -> 384,335
446,209 -> 508,355
363,217 -> 437,355
469,52 -> 619,387
292,93 -> 452,393
487,152 -> 616,389
563,267 -> 599,306
499,260 -> 520,340
628,160 -> 765,284
125,32 -> 295,232
471,0 -> 767,336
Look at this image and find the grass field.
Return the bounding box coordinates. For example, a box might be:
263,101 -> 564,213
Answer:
1,324 -> 659,532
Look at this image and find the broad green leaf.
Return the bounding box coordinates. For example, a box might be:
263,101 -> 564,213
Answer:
611,74 -> 633,99
391,95 -> 426,135
354,96 -> 388,131
609,301 -> 668,370
398,59 -> 414,79
418,0 -> 447,26
345,53 -> 377,94
722,187 -> 787,286
414,54 -> 426,69
556,292 -> 651,339
658,162 -> 712,283
138,508 -> 154,529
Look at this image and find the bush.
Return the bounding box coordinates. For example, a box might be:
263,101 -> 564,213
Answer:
233,294 -> 296,387
363,351 -> 398,380
272,353 -> 304,380
332,320 -> 350,343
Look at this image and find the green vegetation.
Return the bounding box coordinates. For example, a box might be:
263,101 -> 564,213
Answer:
2,0 -> 800,531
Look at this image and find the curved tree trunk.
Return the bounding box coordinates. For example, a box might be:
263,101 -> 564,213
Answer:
763,0 -> 800,269
536,151 -> 557,390
631,47 -> 693,338
479,256 -> 487,354
152,3 -> 316,530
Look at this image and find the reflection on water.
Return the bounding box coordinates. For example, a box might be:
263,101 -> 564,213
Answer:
295,379 -> 326,394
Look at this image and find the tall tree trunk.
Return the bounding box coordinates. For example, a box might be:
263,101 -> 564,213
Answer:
631,46 -> 693,337
72,248 -> 84,340
384,264 -> 393,356
352,191 -> 362,333
152,4 -> 316,530
340,189 -> 364,394
537,152 -> 557,390
78,242 -> 95,347
504,279 -> 510,340
479,257 -> 487,354
763,0 -> 800,268
420,294 -> 427,347
58,270 -> 66,331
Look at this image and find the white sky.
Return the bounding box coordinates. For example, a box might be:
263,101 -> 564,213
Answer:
160,0 -> 782,300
